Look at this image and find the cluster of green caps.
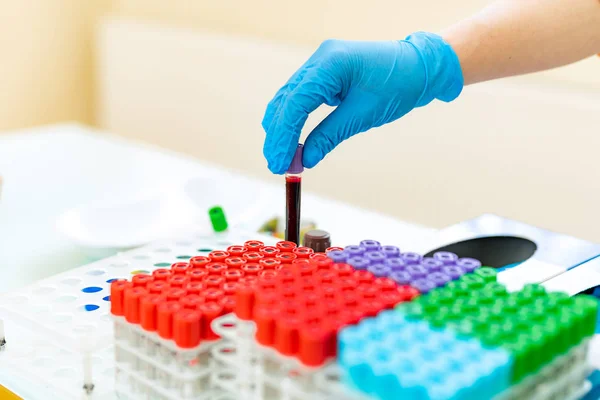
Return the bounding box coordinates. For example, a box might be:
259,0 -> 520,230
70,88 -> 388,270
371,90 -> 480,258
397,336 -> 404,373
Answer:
396,267 -> 599,383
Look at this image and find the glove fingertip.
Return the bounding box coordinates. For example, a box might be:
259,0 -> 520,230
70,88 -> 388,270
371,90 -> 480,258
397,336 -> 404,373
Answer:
302,144 -> 323,169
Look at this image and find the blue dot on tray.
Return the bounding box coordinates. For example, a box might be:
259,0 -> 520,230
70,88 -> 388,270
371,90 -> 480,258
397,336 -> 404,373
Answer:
82,286 -> 103,293
84,304 -> 99,312
103,296 -> 110,302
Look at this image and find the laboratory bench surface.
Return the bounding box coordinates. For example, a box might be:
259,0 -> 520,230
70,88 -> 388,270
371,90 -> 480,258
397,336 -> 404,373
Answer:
0,123 -> 435,294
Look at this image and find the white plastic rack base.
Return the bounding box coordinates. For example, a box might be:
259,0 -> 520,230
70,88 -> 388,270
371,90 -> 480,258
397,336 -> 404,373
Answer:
210,314 -> 594,400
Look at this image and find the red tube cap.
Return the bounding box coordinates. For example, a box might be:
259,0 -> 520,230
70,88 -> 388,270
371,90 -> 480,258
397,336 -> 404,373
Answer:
185,281 -> 204,295
180,294 -> 204,310
260,246 -> 279,258
242,263 -> 263,276
244,240 -> 264,251
152,268 -> 171,281
276,241 -> 296,253
173,309 -> 202,348
226,245 -> 247,257
147,280 -> 170,295
168,275 -> 189,288
157,301 -> 183,339
259,258 -> 281,270
171,262 -> 189,275
208,250 -> 229,262
110,280 -> 131,316
132,274 -> 154,288
225,257 -> 245,269
124,287 -> 148,324
293,247 -> 314,259
234,282 -> 256,320
199,302 -> 224,340
140,294 -> 163,331
189,256 -> 210,269
205,275 -> 225,288
254,306 -> 279,346
206,262 -> 227,276
222,269 -> 244,281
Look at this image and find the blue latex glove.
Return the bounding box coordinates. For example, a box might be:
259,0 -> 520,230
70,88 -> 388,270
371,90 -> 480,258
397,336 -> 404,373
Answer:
262,32 -> 464,174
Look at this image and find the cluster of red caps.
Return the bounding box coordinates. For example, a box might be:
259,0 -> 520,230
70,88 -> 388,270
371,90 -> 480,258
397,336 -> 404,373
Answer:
233,242 -> 420,367
110,239 -> 419,364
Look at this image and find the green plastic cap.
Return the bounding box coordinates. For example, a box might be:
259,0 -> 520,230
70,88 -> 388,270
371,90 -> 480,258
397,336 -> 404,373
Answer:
208,206 -> 228,232
474,267 -> 497,282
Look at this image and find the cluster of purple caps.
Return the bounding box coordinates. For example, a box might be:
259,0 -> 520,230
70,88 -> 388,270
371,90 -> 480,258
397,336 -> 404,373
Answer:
326,240 -> 482,294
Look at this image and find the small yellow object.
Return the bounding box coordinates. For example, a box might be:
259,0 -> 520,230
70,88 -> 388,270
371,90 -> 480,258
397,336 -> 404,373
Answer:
0,385 -> 22,400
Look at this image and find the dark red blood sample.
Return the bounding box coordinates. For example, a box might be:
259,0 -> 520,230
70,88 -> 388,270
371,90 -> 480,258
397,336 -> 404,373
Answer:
187,268 -> 208,281
311,254 -> 333,270
374,277 -> 397,292
326,247 -> 344,253
331,263 -> 353,277
299,323 -> 333,366
110,280 -> 131,316
225,257 -> 245,269
353,270 -> 375,284
243,252 -> 263,263
208,251 -> 229,262
222,269 -> 244,281
259,258 -> 281,270
293,247 -> 314,259
242,263 -> 263,276
315,270 -> 337,284
124,287 -> 148,324
338,277 -> 359,291
152,268 -> 171,281
260,246 -> 280,258
276,252 -> 297,264
226,245 -> 247,257
206,262 -> 227,275
205,275 -> 225,288
168,275 -> 189,288
276,241 -> 297,252
189,256 -> 210,269
398,285 -> 420,301
244,240 -> 264,251
147,281 -> 170,295
285,175 -> 301,245
140,294 -> 163,331
157,301 -> 183,339
254,306 -> 279,345
165,287 -> 187,302
235,282 -> 256,320
221,281 -> 239,295
132,274 -> 154,288
356,283 -> 379,299
204,288 -> 225,302
275,313 -> 302,355
171,262 -> 189,275
173,309 -> 202,348
180,295 -> 204,310
220,296 -> 236,313
199,302 -> 224,340
185,281 -> 205,295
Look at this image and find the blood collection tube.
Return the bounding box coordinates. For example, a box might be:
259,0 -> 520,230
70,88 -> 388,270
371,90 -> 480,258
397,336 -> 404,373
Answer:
285,144 -> 303,245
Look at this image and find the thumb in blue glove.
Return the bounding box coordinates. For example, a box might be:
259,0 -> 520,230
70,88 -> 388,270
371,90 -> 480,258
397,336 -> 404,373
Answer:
261,32 -> 464,174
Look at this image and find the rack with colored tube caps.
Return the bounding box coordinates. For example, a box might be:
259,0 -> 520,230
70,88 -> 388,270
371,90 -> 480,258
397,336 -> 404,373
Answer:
110,239 -> 599,400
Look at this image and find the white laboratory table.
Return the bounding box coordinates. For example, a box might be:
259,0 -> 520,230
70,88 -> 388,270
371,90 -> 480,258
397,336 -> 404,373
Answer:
0,123 -> 435,294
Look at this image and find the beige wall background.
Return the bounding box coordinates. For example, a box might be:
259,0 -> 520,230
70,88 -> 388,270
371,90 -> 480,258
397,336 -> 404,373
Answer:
1,1 -> 600,241
0,0 -> 599,133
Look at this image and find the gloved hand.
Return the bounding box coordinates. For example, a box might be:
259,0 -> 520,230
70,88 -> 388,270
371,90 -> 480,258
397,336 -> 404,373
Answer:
262,32 -> 464,174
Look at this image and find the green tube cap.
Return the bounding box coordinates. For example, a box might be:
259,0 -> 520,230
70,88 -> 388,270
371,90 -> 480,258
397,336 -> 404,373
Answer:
208,206 -> 228,232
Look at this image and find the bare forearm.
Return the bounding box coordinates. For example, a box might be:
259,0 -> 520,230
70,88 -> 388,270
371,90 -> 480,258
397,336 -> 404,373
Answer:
443,0 -> 600,85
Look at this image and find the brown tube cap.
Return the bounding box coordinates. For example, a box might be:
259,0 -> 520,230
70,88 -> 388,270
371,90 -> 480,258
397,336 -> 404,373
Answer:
303,230 -> 331,253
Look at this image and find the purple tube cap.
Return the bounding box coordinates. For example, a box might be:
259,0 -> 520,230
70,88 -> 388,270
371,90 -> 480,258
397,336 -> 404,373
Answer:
286,144 -> 304,174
